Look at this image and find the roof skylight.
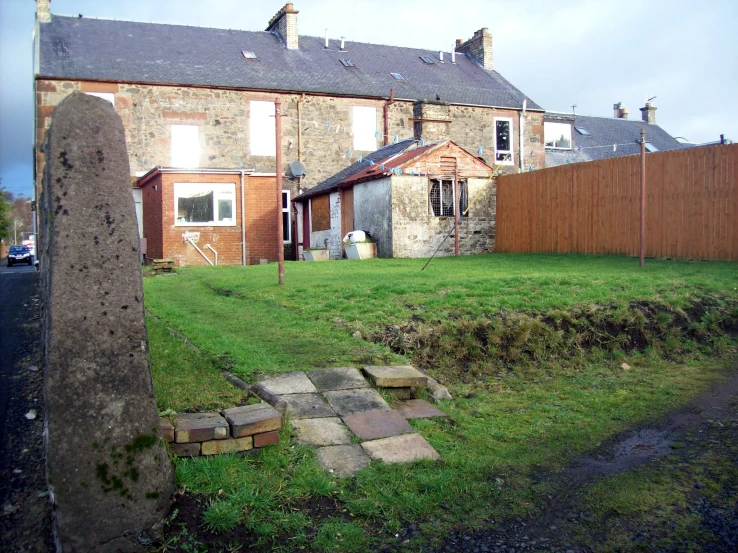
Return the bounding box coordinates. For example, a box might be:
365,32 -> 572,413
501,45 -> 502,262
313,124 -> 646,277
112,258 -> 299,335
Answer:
645,142 -> 659,152
241,51 -> 257,60
574,126 -> 590,135
420,56 -> 434,64
339,59 -> 356,67
390,72 -> 405,81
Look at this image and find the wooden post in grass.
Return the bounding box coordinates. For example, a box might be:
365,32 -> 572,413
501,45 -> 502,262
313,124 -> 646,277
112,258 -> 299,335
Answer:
276,98 -> 285,285
639,128 -> 646,267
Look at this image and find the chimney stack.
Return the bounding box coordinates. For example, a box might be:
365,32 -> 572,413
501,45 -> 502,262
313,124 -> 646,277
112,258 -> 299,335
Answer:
613,102 -> 629,119
36,0 -> 51,22
455,28 -> 493,70
640,102 -> 657,124
266,3 -> 299,50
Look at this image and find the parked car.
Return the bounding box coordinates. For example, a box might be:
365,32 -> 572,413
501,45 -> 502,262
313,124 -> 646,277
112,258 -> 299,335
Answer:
7,245 -> 34,267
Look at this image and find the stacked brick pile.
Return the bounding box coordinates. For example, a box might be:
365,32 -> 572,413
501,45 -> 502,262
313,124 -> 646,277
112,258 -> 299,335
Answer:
159,404 -> 282,457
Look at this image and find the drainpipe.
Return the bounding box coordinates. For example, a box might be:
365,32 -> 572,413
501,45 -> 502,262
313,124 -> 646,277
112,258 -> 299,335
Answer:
240,170 -> 246,265
519,99 -> 527,173
384,88 -> 396,146
297,94 -> 305,195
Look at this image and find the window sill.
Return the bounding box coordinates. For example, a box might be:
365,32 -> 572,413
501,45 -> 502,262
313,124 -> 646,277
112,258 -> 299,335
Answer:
175,223 -> 237,227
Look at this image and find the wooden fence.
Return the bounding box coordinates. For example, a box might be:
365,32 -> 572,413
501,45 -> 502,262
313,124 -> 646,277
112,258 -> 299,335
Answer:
496,143 -> 738,261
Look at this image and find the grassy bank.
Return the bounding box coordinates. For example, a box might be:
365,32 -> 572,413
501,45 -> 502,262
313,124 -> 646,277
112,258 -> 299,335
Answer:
143,254 -> 738,551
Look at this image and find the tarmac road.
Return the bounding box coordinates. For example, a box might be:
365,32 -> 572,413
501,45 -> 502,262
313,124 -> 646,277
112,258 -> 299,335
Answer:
0,262 -> 54,551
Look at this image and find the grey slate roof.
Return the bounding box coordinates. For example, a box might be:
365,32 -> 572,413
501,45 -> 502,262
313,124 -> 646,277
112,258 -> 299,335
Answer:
545,113 -> 685,167
39,15 -> 541,110
294,139 -> 415,201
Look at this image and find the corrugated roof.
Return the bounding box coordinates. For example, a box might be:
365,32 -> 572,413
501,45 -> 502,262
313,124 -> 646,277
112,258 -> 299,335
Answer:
39,15 -> 542,110
545,113 -> 685,167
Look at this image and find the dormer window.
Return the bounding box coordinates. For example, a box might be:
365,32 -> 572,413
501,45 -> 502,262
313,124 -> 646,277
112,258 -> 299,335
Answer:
340,59 -> 356,67
544,122 -> 572,149
241,51 -> 257,60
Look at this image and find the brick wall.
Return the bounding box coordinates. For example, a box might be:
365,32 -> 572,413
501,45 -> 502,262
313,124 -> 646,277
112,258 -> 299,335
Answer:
35,80 -> 543,198
244,176 -> 280,265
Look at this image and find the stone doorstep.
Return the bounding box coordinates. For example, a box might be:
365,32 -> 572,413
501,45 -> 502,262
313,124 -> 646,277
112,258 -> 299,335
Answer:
341,410 -> 414,441
278,393 -> 336,420
361,433 -> 440,464
291,417 -> 353,446
159,417 -> 174,442
362,365 -> 429,388
393,399 -> 448,420
222,403 -> 282,438
257,372 -> 317,395
316,445 -> 371,478
323,388 -> 391,417
306,367 -> 371,392
174,412 -> 229,443
202,436 -> 253,456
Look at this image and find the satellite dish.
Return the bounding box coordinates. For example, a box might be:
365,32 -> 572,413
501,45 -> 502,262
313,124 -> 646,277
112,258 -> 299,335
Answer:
290,160 -> 306,178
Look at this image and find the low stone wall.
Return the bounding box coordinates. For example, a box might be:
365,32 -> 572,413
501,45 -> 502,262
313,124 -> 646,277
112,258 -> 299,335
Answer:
159,403 -> 282,457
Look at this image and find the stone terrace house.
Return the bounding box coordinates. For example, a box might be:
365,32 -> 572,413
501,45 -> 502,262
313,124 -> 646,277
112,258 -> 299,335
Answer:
34,0 -> 545,265
294,140 -> 496,259
544,102 -> 684,167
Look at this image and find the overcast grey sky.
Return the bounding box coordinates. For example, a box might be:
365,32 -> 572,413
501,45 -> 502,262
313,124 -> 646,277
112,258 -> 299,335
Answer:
1,0 -> 736,199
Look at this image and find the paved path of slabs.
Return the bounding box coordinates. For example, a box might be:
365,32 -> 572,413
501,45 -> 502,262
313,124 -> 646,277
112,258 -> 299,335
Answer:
256,367 -> 447,477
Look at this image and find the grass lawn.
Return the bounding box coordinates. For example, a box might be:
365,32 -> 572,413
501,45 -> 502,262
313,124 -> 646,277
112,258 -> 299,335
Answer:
143,254 -> 738,551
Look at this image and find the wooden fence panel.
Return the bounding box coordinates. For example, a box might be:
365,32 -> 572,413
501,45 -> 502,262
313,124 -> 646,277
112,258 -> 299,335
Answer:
496,143 -> 738,261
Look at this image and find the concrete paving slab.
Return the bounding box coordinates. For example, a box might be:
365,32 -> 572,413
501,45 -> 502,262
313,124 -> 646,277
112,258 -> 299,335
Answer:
394,399 -> 448,419
257,372 -> 317,395
341,410 -> 414,441
323,388 -> 391,416
316,445 -> 371,477
307,367 -> 370,392
279,393 -> 336,420
361,433 -> 440,464
291,417 -> 353,446
222,403 -> 282,437
362,365 -> 428,388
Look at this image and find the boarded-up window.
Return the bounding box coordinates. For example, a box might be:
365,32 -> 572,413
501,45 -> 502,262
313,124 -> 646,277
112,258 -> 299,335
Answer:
250,100 -> 276,156
311,195 -> 330,231
352,106 -> 377,151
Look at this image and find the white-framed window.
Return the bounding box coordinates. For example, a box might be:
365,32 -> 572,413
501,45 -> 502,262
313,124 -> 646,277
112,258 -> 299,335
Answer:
282,190 -> 291,243
170,125 -> 200,168
429,179 -> 468,217
174,182 -> 235,226
544,122 -> 572,149
352,106 -> 377,151
494,117 -> 514,164
250,100 -> 276,156
85,92 -> 115,105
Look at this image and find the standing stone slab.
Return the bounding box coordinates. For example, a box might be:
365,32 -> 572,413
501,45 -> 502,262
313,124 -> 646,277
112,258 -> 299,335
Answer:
40,93 -> 174,552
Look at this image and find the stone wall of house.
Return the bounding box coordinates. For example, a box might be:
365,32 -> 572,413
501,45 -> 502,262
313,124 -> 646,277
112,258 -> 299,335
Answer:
35,79 -> 543,198
353,177 -> 394,258
391,176 -> 495,258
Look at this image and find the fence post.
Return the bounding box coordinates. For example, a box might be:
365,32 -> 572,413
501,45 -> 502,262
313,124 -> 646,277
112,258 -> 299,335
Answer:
640,128 -> 646,267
